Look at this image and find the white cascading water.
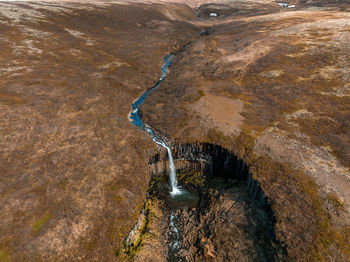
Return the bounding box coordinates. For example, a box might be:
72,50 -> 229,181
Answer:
145,127 -> 181,195
169,212 -> 180,250
164,145 -> 181,196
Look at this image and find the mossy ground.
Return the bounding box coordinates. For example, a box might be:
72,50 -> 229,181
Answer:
32,213 -> 51,233
0,249 -> 11,262
177,169 -> 207,189
123,200 -> 152,259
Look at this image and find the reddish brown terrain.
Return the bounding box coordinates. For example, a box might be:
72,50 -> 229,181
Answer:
1,0 -> 350,261
0,1 -> 196,261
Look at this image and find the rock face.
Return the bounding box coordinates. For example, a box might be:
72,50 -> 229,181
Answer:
150,143 -> 269,207
173,183 -> 280,262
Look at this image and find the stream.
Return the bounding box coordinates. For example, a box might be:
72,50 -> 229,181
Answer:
129,54 -> 181,195
128,54 -> 197,260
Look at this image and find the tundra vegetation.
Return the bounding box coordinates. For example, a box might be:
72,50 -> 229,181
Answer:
0,0 -> 350,261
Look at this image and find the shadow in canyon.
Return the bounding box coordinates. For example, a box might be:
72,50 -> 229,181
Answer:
134,142 -> 288,261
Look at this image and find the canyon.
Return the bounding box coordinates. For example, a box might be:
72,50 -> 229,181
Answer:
0,0 -> 350,261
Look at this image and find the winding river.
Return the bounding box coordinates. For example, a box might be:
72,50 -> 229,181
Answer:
129,54 -> 181,195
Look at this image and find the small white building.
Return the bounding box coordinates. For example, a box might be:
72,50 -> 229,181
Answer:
277,2 -> 296,8
210,13 -> 218,17
278,3 -> 289,8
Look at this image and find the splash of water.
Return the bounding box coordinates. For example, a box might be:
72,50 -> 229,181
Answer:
169,212 -> 181,253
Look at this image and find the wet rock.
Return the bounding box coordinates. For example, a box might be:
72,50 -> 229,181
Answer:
200,29 -> 210,36
201,238 -> 217,259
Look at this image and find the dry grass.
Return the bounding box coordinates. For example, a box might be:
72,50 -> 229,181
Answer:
0,2 -> 197,261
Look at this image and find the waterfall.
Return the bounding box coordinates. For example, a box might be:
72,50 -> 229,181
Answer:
164,145 -> 181,195
145,127 -> 181,195
128,53 -> 196,260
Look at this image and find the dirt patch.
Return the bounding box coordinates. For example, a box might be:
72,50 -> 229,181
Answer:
190,91 -> 244,136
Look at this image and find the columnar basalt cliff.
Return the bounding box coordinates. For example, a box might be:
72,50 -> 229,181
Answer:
149,143 -> 268,206
123,143 -> 285,261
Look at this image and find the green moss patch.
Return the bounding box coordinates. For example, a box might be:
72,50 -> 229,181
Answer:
33,213 -> 51,233
327,192 -> 344,211
177,169 -> 206,188
0,249 -> 11,262
124,200 -> 152,259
